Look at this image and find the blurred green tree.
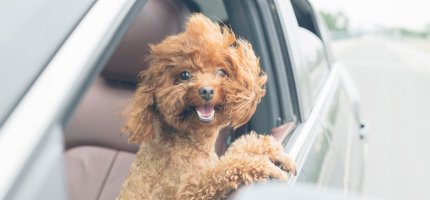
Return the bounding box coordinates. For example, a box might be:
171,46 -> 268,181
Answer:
320,11 -> 349,31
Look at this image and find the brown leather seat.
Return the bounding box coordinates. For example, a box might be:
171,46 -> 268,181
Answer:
64,0 -> 192,199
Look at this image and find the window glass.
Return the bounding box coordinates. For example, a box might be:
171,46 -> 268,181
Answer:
291,0 -> 321,38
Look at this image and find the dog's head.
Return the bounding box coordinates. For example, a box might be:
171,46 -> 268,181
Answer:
123,14 -> 267,143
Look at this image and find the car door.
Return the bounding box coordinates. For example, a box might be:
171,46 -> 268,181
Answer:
318,72 -> 365,192
223,0 -> 365,193
0,0 -> 147,199
272,0 -> 365,193
315,11 -> 366,192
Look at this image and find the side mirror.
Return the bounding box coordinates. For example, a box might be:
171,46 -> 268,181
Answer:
296,27 -> 328,74
296,27 -> 329,97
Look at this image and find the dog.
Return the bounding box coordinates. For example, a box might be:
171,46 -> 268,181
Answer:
117,14 -> 296,200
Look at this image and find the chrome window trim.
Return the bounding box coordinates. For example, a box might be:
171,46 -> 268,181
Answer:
284,63 -> 342,183
0,0 -> 135,197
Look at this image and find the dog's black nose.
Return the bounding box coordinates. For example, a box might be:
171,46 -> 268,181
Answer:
199,87 -> 214,101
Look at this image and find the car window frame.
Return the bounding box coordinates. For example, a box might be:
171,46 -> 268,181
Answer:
273,0 -> 334,121
271,0 -> 352,185
0,0 -> 148,198
267,0 -> 302,123
224,0 -> 298,136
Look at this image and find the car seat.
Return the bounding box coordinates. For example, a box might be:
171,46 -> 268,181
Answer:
63,0 -> 204,199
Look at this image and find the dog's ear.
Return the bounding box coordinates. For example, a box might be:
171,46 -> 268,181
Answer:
122,70 -> 157,144
225,39 -> 268,129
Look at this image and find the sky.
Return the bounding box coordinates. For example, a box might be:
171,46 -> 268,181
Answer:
310,0 -> 430,31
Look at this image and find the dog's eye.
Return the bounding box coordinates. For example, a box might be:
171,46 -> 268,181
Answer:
216,69 -> 227,77
179,70 -> 191,81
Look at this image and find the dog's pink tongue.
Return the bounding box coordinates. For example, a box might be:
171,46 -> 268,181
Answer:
196,105 -> 214,118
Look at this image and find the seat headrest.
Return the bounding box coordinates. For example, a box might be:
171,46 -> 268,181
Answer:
102,0 -> 191,84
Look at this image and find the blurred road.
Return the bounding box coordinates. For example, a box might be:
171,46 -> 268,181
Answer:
333,37 -> 430,200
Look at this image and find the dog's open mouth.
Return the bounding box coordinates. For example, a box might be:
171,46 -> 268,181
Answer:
195,104 -> 215,123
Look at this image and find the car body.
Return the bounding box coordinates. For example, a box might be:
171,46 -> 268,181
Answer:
0,0 -> 366,199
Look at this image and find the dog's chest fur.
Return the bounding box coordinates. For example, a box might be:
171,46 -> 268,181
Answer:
118,132 -> 219,199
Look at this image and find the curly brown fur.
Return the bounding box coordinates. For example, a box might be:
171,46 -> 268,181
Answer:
117,14 -> 295,200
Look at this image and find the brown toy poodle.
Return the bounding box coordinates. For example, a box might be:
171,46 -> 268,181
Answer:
117,14 -> 296,200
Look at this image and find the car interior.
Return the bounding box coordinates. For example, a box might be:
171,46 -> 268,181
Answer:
63,0 -> 298,199
63,0 -> 235,199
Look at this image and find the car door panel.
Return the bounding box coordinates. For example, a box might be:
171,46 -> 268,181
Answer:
319,68 -> 365,192
289,68 -> 345,188
295,123 -> 331,183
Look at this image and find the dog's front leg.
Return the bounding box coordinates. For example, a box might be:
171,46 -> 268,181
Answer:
176,153 -> 292,200
225,132 -> 296,175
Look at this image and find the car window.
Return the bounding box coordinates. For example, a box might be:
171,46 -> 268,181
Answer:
291,0 -> 321,38
0,0 -> 95,126
0,0 -> 145,198
274,0 -> 330,119
290,0 -> 330,99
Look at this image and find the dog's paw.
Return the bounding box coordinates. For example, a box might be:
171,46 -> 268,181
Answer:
226,133 -> 297,176
264,159 -> 290,181
251,134 -> 297,176
269,153 -> 297,176
238,155 -> 290,182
